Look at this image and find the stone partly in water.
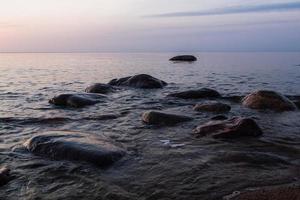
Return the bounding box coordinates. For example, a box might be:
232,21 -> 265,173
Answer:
142,111 -> 193,125
0,167 -> 10,186
193,101 -> 231,113
24,131 -> 126,167
168,88 -> 221,99
193,117 -> 263,139
242,90 -> 297,112
169,55 -> 197,62
49,93 -> 106,108
108,74 -> 167,89
211,115 -> 228,121
85,83 -> 115,94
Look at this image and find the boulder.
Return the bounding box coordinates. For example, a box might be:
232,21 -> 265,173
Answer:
49,93 -> 106,108
24,131 -> 125,167
168,88 -> 221,99
142,111 -> 193,125
108,74 -> 167,89
169,55 -> 197,62
193,101 -> 231,113
242,90 -> 297,112
193,117 -> 263,139
0,167 -> 10,186
85,83 -> 115,94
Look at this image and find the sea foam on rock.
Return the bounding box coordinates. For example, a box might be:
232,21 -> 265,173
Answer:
108,74 -> 167,89
168,88 -> 221,99
242,90 -> 297,112
24,131 -> 125,167
0,167 -> 10,186
193,101 -> 231,113
169,55 -> 197,62
142,111 -> 193,125
85,83 -> 115,94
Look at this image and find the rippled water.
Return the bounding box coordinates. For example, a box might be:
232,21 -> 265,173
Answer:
0,53 -> 300,200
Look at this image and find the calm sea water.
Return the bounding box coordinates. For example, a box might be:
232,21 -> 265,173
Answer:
0,53 -> 300,199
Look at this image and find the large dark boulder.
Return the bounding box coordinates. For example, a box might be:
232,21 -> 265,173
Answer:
108,74 -> 167,89
242,90 -> 297,112
193,117 -> 263,139
85,83 -> 115,94
168,88 -> 221,99
49,93 -> 106,108
24,131 -> 125,167
142,111 -> 193,125
0,167 -> 10,186
170,55 -> 197,62
193,101 -> 231,113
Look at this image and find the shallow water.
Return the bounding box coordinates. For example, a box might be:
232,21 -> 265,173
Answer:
0,52 -> 300,200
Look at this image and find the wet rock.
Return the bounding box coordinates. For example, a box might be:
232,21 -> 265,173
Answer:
0,167 -> 10,186
169,55 -> 197,62
108,74 -> 167,89
242,90 -> 297,112
49,93 -> 106,108
193,117 -> 263,139
85,83 -> 115,94
168,88 -> 221,99
294,100 -> 300,109
211,115 -> 228,120
142,111 -> 193,125
193,101 -> 231,113
24,131 -> 125,167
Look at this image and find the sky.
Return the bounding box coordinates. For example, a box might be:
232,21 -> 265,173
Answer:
0,0 -> 300,52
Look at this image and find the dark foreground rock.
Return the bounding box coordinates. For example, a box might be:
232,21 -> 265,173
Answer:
49,93 -> 106,108
85,83 -> 115,94
108,74 -> 167,89
242,90 -> 297,112
0,167 -> 10,186
211,115 -> 228,120
24,131 -> 125,167
142,111 -> 193,125
169,55 -> 197,62
193,101 -> 231,113
168,88 -> 221,99
193,117 -> 263,139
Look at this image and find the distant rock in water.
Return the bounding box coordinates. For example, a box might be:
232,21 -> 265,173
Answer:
168,88 -> 221,99
170,55 -> 197,62
242,90 -> 297,112
142,111 -> 193,125
24,131 -> 126,167
193,101 -> 231,113
0,167 -> 10,186
85,83 -> 115,94
49,93 -> 106,108
108,74 -> 167,89
193,117 -> 263,139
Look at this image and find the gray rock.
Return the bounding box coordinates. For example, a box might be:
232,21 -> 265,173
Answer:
170,55 -> 197,62
85,83 -> 115,94
0,167 -> 10,186
168,88 -> 221,99
24,131 -> 125,167
142,111 -> 193,125
193,101 -> 231,113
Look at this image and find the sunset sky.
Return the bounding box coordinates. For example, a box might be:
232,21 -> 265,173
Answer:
0,0 -> 300,52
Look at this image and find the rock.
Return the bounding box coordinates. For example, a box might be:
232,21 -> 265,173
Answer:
49,93 -> 106,108
142,111 -> 193,125
193,117 -> 263,139
24,131 -> 125,167
0,167 -> 10,186
211,115 -> 228,120
108,74 -> 167,89
168,88 -> 221,99
242,90 -> 297,112
193,101 -> 231,112
169,55 -> 197,62
85,83 -> 115,94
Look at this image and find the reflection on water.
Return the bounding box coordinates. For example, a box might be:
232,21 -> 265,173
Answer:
0,53 -> 300,199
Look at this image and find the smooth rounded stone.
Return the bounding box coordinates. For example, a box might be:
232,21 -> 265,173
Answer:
193,117 -> 263,139
193,101 -> 231,113
49,93 -> 106,108
169,55 -> 197,62
142,111 -> 193,125
168,88 -> 221,99
24,131 -> 126,167
242,90 -> 297,112
85,83 -> 115,94
0,167 -> 10,186
211,115 -> 228,120
108,74 -> 167,89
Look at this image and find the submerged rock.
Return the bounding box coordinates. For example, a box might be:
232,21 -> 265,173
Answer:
168,88 -> 221,99
242,90 -> 297,112
193,101 -> 231,113
169,55 -> 197,62
49,93 -> 106,108
85,83 -> 115,94
0,167 -> 10,186
24,131 -> 125,167
211,115 -> 228,121
108,74 -> 167,89
142,111 -> 193,125
193,117 -> 263,139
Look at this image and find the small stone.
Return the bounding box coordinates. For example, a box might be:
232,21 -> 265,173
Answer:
85,83 -> 115,94
168,88 -> 221,99
0,167 -> 10,186
193,101 -> 231,113
142,111 -> 193,125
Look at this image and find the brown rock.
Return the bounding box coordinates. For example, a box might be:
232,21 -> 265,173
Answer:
142,111 -> 193,125
168,88 -> 221,99
193,101 -> 231,113
0,167 -> 10,186
85,83 -> 115,94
